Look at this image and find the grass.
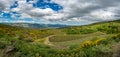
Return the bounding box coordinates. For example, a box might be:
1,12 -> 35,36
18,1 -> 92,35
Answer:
112,42 -> 120,57
62,21 -> 120,34
0,20 -> 120,57
50,33 -> 113,49
49,32 -> 105,42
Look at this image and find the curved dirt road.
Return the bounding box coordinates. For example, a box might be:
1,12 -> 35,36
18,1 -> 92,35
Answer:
44,35 -> 55,46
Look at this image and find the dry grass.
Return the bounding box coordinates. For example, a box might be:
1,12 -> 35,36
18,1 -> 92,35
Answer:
49,32 -> 105,42
48,32 -> 113,49
112,42 -> 120,57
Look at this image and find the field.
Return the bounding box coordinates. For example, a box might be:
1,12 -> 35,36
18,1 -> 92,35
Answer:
49,32 -> 113,49
0,20 -> 120,57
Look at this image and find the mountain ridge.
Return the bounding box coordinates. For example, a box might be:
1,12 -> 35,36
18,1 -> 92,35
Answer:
2,23 -> 69,29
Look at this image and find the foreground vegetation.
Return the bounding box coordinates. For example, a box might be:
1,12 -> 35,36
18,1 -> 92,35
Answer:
0,20 -> 120,57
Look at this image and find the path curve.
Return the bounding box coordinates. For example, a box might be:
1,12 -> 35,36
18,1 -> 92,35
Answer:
44,35 -> 55,46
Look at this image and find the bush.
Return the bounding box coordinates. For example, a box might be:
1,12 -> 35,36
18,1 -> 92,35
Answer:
111,34 -> 120,42
0,41 -> 6,49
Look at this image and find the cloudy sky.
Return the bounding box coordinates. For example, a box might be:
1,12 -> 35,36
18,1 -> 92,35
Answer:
0,0 -> 120,25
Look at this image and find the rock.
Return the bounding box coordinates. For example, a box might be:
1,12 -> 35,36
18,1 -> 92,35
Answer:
5,46 -> 16,54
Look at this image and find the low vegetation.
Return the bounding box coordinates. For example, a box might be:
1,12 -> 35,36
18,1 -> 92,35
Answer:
0,20 -> 120,57
63,20 -> 120,34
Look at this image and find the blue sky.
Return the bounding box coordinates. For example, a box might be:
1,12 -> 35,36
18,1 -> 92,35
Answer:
0,0 -> 65,24
0,0 -> 120,25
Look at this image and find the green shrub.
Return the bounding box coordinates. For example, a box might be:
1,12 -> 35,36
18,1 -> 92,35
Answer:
0,41 -> 6,49
111,34 -> 120,42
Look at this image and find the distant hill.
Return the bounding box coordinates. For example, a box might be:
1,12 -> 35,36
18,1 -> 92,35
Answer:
62,19 -> 120,34
3,23 -> 69,29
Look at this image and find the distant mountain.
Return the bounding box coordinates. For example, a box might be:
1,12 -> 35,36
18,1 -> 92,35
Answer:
3,23 -> 69,29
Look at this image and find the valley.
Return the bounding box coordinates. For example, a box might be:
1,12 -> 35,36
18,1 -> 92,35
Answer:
0,20 -> 120,57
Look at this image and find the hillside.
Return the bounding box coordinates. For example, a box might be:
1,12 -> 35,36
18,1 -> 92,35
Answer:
4,23 -> 69,29
62,20 -> 120,34
0,20 -> 120,57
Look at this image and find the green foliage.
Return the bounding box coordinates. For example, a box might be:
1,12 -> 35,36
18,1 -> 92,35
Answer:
0,41 -> 6,49
64,27 -> 97,34
111,33 -> 120,42
69,43 -> 79,50
0,20 -> 120,57
63,22 -> 120,34
49,35 -> 84,42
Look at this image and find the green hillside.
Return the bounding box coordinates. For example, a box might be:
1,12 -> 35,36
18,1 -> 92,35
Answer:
0,20 -> 120,57
62,20 -> 120,34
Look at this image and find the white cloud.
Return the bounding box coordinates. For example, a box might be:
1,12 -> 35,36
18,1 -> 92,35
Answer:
0,0 -> 14,11
1,0 -> 120,25
28,8 -> 54,17
90,10 -> 115,20
50,0 -> 120,22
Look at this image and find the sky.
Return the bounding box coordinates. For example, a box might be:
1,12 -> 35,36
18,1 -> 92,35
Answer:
0,0 -> 120,25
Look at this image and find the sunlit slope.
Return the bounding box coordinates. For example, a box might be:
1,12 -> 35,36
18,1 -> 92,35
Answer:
0,23 -> 53,41
0,20 -> 120,57
48,20 -> 120,48
0,23 -> 54,57
62,20 -> 120,34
